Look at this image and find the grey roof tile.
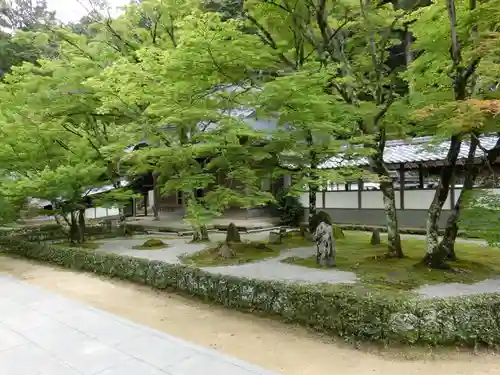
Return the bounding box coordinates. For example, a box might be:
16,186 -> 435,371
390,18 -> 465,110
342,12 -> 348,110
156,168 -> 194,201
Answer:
320,136 -> 500,169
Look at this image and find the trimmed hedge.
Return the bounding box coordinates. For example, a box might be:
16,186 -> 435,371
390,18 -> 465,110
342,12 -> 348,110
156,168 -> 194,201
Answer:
0,224 -> 68,241
0,223 -> 147,242
1,237 -> 500,347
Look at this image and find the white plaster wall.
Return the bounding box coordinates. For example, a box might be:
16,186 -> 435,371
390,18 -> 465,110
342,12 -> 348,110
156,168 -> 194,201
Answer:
85,208 -> 96,220
362,191 -> 384,209
95,207 -> 109,218
299,193 -> 323,208
394,191 -> 401,209
148,190 -> 154,209
404,190 -> 435,210
453,188 -> 462,205
324,191 -> 358,208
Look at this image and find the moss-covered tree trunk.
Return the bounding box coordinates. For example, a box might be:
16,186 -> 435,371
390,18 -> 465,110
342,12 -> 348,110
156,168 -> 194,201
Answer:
308,185 -> 318,232
152,172 -> 160,221
54,212 -> 72,242
424,136 -> 462,268
77,208 -> 86,244
425,0 -> 480,268
438,136 -> 479,260
192,225 -> 209,242
117,207 -> 128,236
307,130 -> 319,232
69,211 -> 79,244
368,152 -> 403,258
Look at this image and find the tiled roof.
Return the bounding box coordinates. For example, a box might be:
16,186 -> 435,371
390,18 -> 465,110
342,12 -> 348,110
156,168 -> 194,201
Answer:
320,136 -> 500,169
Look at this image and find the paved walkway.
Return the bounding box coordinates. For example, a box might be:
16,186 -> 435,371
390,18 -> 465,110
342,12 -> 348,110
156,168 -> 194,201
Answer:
0,274 -> 277,375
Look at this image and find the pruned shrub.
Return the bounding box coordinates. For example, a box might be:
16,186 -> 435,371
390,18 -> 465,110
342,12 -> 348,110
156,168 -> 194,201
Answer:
225,223 -> 241,243
132,238 -> 168,250
333,226 -> 345,239
270,189 -> 304,227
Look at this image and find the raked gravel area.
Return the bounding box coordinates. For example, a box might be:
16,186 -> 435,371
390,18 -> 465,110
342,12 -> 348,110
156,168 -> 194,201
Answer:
94,233 -> 500,299
96,235 -> 357,285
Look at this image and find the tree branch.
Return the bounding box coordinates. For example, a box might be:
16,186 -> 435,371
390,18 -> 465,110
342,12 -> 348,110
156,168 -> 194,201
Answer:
245,13 -> 296,68
464,57 -> 481,82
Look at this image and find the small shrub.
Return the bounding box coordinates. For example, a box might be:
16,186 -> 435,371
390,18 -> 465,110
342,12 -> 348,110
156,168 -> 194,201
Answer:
225,223 -> 241,243
333,226 -> 344,239
132,238 -> 168,250
271,189 -> 304,227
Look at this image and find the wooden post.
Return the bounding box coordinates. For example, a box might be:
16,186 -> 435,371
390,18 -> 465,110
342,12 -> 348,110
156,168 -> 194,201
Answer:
358,179 -> 363,209
322,190 -> 326,209
418,164 -> 425,189
144,194 -> 148,216
132,197 -> 136,217
399,163 -> 405,209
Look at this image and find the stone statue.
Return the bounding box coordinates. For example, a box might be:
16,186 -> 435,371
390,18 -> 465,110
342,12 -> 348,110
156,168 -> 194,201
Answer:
312,221 -> 335,267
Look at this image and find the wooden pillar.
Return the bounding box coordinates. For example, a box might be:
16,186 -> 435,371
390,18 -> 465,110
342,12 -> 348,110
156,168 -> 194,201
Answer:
358,179 -> 363,209
418,164 -> 424,189
322,190 -> 326,209
399,163 -> 405,209
132,197 -> 137,217
144,194 -> 148,216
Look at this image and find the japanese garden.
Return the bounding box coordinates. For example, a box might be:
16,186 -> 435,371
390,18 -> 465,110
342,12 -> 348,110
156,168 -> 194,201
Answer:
1,0 -> 500,355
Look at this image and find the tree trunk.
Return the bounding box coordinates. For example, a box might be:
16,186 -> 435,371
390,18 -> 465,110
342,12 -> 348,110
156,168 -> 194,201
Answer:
308,185 -> 318,232
78,208 -> 86,244
53,213 -> 70,237
307,130 -> 319,232
368,154 -> 403,258
438,136 -> 479,260
118,207 -> 128,236
152,173 -> 160,221
380,180 -> 403,257
424,135 -> 462,268
200,225 -> 209,241
69,212 -> 78,244
191,225 -> 209,242
426,0 -> 481,268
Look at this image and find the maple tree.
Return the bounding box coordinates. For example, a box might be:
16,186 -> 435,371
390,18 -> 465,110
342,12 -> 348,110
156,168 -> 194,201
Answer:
406,0 -> 500,267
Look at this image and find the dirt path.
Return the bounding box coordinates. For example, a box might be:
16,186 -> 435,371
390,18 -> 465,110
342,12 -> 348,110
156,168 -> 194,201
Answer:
1,256 -> 500,375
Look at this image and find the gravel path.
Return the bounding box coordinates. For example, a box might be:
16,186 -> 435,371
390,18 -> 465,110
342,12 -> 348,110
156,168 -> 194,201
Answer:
96,233 -> 500,298
97,235 -> 357,285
